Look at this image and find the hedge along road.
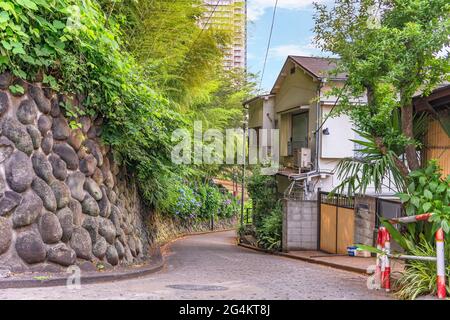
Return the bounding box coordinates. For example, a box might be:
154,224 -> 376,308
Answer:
0,230 -> 391,300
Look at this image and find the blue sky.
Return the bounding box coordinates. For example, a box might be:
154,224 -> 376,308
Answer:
247,0 -> 328,92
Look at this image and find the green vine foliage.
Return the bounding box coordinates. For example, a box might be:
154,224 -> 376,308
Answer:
397,160 -> 450,238
0,0 -> 186,206
247,166 -> 282,250
157,178 -> 237,221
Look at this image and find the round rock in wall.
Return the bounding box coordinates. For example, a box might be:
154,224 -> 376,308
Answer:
31,177 -> 57,212
68,199 -> 82,227
2,117 -> 34,155
26,125 -> 41,150
53,143 -> 79,170
16,99 -> 38,125
0,91 -> 10,116
52,117 -> 70,140
41,131 -> 53,155
38,211 -> 63,244
0,217 -> 12,255
0,191 -> 22,217
48,154 -> 68,181
82,215 -> 99,244
50,180 -> 70,209
15,231 -> 46,264
98,218 -> 116,245
128,236 -> 137,257
98,187 -> 111,218
92,168 -> 104,185
50,98 -> 61,117
0,72 -> 12,90
66,172 -> 86,202
0,137 -> 14,163
5,150 -> 34,193
32,151 -> 54,183
81,193 -> 100,217
104,171 -> 115,189
29,85 -> 51,114
115,240 -> 125,260
84,178 -> 102,201
92,236 -> 107,259
68,129 -> 84,151
12,190 -> 43,228
38,115 -> 52,135
79,154 -> 97,176
83,139 -> 103,167
56,207 -> 74,242
108,190 -> 118,205
106,245 -> 119,266
79,116 -> 91,134
69,227 -> 92,260
47,243 -> 76,266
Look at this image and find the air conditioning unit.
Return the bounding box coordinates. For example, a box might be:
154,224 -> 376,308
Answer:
293,148 -> 311,170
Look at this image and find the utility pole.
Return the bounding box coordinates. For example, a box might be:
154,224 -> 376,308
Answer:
240,110 -> 248,226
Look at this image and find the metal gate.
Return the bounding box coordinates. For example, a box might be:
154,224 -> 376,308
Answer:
319,191 -> 355,254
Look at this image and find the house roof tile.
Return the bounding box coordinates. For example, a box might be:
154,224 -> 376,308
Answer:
289,56 -> 347,80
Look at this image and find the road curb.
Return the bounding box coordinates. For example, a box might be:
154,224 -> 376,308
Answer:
237,242 -> 368,275
0,258 -> 165,289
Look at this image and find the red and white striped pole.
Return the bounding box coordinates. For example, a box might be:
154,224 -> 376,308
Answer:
379,227 -> 388,290
436,228 -> 446,299
375,227 -> 384,289
389,213 -> 433,225
382,230 -> 391,292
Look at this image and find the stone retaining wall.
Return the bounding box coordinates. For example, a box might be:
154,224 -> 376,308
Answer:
0,74 -> 148,273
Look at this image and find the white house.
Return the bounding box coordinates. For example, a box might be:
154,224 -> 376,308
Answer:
245,56 -> 371,197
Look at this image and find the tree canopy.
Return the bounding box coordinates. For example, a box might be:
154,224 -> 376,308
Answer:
314,0 -> 450,194
0,0 -> 253,209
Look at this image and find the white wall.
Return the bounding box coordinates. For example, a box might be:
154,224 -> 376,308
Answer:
320,105 -> 355,159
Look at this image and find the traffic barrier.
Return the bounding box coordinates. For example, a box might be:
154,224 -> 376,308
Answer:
375,214 -> 446,299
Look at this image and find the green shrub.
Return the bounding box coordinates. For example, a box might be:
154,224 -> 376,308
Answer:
397,160 -> 450,236
218,193 -> 238,218
247,166 -> 278,228
395,235 -> 450,300
157,178 -> 201,220
256,202 -> 283,251
246,166 -> 281,250
197,183 -> 221,220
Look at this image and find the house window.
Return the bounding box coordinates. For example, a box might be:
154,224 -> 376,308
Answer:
291,112 -> 309,152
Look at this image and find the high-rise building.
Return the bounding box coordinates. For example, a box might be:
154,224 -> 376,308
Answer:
202,0 -> 247,70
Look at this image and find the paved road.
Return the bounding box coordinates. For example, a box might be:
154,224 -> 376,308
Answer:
0,231 -> 391,300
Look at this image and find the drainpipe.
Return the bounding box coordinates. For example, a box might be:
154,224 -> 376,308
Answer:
315,79 -> 324,173
241,106 -> 249,226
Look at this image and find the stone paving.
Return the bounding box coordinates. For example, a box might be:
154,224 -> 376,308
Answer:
0,231 -> 392,300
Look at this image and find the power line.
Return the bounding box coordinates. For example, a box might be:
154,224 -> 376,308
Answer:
178,0 -> 222,76
189,0 -> 222,54
258,0 -> 279,93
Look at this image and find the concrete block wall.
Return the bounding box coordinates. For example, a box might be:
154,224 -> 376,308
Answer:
282,199 -> 318,251
354,196 -> 376,246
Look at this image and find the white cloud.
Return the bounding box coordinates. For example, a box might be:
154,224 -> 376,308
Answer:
269,42 -> 323,59
247,0 -> 318,21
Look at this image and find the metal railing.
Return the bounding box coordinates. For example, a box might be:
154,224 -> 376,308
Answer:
244,207 -> 253,225
319,191 -> 355,209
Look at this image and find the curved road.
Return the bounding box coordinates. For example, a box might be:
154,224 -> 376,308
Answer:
0,230 -> 391,300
